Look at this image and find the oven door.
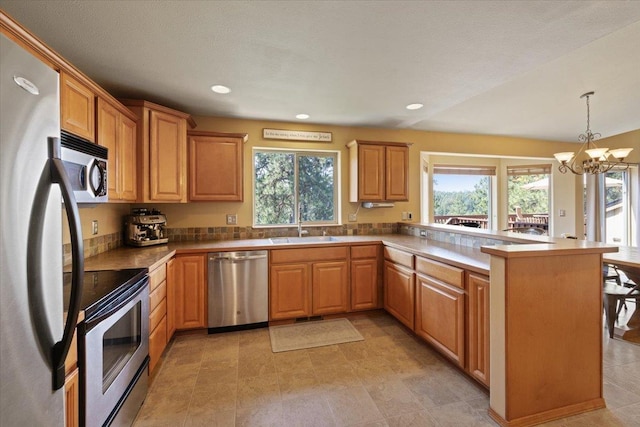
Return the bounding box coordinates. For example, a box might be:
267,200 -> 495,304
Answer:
81,278 -> 149,427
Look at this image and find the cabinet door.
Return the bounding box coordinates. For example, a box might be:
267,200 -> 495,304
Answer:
118,114 -> 137,201
60,71 -> 95,141
149,315 -> 167,374
96,98 -> 120,198
189,134 -> 243,201
166,258 -> 176,339
351,258 -> 379,311
415,274 -> 465,367
312,261 -> 349,315
64,368 -> 79,427
383,261 -> 415,329
468,273 -> 490,386
358,144 -> 385,201
270,263 -> 310,320
385,145 -> 409,201
174,255 -> 206,329
149,109 -> 186,201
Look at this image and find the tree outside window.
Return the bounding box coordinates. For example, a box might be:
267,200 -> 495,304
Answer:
254,150 -> 337,226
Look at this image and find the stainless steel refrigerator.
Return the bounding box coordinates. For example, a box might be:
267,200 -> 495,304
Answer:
1,33 -> 84,425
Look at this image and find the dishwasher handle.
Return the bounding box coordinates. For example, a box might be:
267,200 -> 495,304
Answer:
209,252 -> 267,262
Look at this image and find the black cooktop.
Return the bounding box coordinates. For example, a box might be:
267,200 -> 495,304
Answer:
63,268 -> 148,320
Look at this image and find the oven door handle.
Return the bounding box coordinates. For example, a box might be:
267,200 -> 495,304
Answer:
84,277 -> 148,330
49,137 -> 84,391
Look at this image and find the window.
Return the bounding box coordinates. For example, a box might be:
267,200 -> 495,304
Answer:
605,168 -> 629,245
253,149 -> 338,226
507,165 -> 550,232
432,165 -> 495,229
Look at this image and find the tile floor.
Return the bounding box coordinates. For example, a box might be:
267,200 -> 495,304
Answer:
134,313 -> 640,426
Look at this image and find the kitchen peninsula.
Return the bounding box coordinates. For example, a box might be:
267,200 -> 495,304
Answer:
82,224 -> 621,427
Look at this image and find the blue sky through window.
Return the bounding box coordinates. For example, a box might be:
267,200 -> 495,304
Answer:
434,175 -> 484,192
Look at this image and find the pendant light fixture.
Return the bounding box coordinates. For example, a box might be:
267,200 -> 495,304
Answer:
554,92 -> 633,175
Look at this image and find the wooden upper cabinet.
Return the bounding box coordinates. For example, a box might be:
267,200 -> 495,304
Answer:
188,131 -> 247,201
385,145 -> 409,201
347,140 -> 410,202
61,71 -> 95,141
96,97 -> 137,201
120,99 -> 194,203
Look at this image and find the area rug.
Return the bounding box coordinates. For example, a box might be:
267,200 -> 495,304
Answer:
269,318 -> 364,353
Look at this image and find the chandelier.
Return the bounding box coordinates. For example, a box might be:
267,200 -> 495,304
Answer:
554,92 -> 633,175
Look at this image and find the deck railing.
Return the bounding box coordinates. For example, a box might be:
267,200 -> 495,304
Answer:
433,213 -> 549,231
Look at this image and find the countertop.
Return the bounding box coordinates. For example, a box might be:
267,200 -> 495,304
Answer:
83,234 -> 493,275
82,227 -> 637,276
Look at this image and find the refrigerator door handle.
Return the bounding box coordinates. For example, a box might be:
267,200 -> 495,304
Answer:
49,137 -> 84,391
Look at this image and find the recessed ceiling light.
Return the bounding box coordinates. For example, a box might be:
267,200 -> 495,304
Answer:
211,85 -> 231,94
296,113 -> 310,119
406,103 -> 424,110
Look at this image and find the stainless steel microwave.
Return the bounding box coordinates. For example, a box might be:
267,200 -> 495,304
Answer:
60,130 -> 108,203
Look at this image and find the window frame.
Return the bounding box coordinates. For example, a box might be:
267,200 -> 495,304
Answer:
252,147 -> 341,228
430,164 -> 496,229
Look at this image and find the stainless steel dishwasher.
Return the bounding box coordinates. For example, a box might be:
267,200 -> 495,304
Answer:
208,251 -> 268,332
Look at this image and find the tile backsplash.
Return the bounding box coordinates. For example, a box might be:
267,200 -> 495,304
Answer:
398,224 -> 512,248
166,222 -> 399,242
63,231 -> 123,266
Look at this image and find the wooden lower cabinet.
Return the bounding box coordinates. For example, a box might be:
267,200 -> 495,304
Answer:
312,261 -> 349,315
468,273 -> 490,386
166,258 -> 176,338
149,315 -> 167,374
270,263 -> 311,320
350,245 -> 380,311
174,254 -> 207,329
269,246 -> 349,320
148,262 -> 168,374
383,260 -> 415,329
64,368 -> 79,427
415,274 -> 465,367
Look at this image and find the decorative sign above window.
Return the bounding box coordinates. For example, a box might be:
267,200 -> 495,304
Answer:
263,128 -> 332,142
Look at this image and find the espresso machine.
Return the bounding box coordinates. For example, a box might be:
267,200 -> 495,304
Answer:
124,208 -> 168,246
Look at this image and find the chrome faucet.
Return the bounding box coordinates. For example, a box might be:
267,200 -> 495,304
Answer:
298,203 -> 308,237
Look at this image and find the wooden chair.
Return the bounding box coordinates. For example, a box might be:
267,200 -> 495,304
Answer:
603,266 -> 640,338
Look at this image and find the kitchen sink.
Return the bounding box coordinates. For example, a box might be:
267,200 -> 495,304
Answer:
269,236 -> 340,244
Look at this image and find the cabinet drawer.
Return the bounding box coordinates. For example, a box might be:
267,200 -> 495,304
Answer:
149,264 -> 167,291
271,246 -> 348,264
149,280 -> 167,312
351,245 -> 378,259
416,256 -> 464,289
383,246 -> 414,269
149,315 -> 167,373
150,297 -> 167,332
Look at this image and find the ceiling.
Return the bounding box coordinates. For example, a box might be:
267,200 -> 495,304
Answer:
2,1 -> 640,142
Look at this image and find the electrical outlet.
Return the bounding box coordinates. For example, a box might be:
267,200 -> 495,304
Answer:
401,212 -> 408,220
559,209 -> 566,217
226,214 -> 237,225
420,230 -> 427,237
348,213 -> 357,222
91,220 -> 98,235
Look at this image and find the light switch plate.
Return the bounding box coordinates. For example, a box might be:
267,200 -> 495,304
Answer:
348,213 -> 357,222
91,220 -> 98,235
226,214 -> 237,225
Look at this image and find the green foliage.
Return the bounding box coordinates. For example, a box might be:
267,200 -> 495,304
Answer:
433,176 -> 489,216
507,174 -> 549,214
254,152 -> 295,225
254,151 -> 336,225
606,171 -> 623,205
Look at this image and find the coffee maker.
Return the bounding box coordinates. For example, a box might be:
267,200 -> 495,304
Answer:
124,208 -> 168,246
